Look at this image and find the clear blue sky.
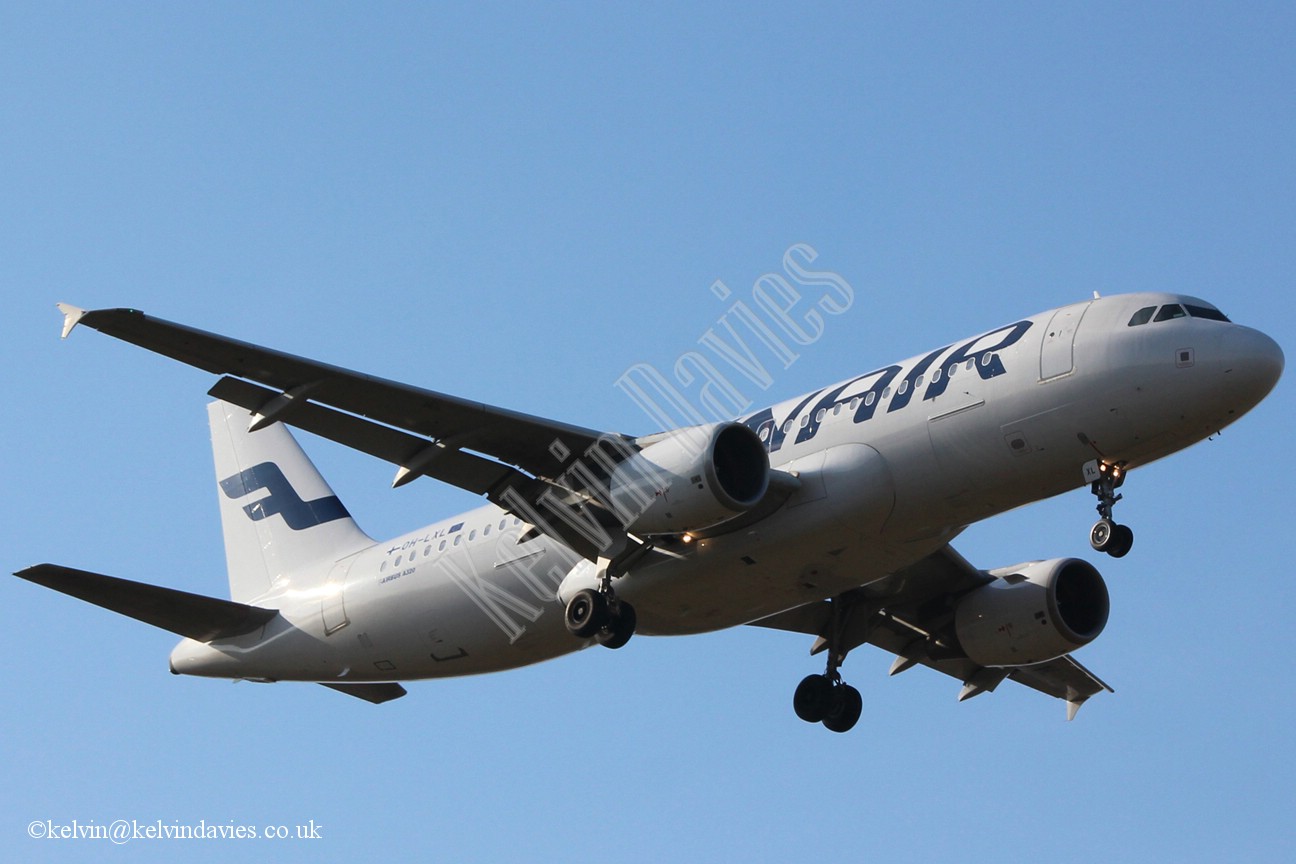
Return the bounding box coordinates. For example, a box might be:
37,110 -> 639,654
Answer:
5,3 -> 1293,862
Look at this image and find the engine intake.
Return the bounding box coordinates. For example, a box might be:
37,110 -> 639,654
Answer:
610,422 -> 769,534
953,558 -> 1109,667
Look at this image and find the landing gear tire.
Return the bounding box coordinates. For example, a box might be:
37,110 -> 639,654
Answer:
1090,518 -> 1135,558
793,674 -> 835,723
564,588 -> 609,638
1090,518 -> 1115,552
792,596 -> 866,732
822,685 -> 863,734
1109,524 -> 1134,558
595,601 -> 637,650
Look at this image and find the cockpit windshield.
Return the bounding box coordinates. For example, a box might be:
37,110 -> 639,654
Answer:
1128,302 -> 1231,327
1185,304 -> 1230,322
1128,306 -> 1156,327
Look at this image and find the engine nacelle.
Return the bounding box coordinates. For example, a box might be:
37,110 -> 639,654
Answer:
953,558 -> 1109,667
609,422 -> 769,535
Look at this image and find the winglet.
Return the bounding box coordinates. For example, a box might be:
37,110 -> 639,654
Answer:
56,303 -> 88,339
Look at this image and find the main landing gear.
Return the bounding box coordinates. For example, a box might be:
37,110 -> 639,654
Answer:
1087,460 -> 1135,559
792,598 -> 863,733
793,671 -> 862,734
563,568 -> 637,650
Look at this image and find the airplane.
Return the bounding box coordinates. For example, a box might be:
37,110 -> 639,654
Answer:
15,293 -> 1283,732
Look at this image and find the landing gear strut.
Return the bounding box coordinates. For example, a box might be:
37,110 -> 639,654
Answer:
563,565 -> 637,650
1087,460 -> 1134,558
792,598 -> 863,733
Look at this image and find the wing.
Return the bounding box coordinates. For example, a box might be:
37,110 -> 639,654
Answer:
59,304 -> 635,558
57,304 -> 796,561
750,545 -> 1114,719
60,304 -> 616,481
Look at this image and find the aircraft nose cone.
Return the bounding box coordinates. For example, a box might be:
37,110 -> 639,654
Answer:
1222,326 -> 1284,406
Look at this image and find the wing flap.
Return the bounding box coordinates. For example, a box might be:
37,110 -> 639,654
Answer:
15,564 -> 277,643
209,377 -> 521,496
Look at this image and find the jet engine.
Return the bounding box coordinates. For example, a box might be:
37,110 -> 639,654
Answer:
609,422 -> 769,534
953,558 -> 1109,667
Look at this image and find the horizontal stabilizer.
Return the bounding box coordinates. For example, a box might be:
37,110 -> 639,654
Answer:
14,564 -> 277,643
319,682 -> 408,704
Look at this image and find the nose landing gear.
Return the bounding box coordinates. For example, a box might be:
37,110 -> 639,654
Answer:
1085,459 -> 1134,558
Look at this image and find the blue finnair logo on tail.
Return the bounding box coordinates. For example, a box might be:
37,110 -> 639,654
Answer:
219,462 -> 350,530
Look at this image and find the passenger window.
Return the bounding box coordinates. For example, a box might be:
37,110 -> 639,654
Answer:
453,535 -> 461,546
898,380 -> 909,395
438,540 -> 446,552
815,408 -> 826,423
469,530 -> 477,541
865,392 -> 875,407
849,397 -> 861,410
1128,306 -> 1156,327
883,387 -> 892,399
483,525 -> 491,537
424,546 -> 432,556
1154,304 -> 1187,322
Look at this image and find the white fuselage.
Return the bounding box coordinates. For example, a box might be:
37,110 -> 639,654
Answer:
169,292 -> 1283,684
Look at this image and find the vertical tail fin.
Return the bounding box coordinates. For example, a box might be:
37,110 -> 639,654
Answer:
208,401 -> 373,602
